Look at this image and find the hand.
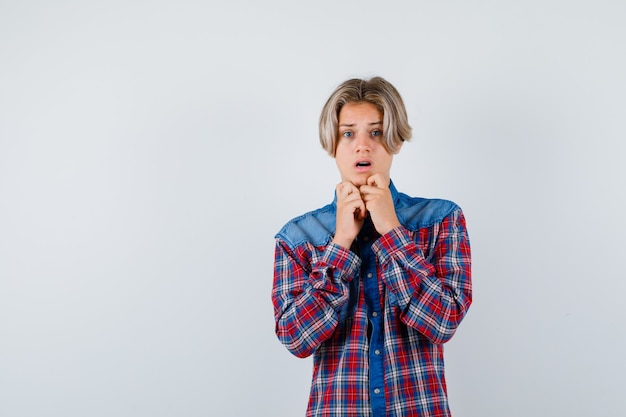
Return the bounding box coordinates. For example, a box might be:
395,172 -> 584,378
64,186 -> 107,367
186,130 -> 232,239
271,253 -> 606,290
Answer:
332,181 -> 366,249
359,174 -> 400,235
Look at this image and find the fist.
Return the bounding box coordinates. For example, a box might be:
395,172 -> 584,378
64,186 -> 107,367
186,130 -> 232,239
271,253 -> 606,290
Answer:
332,181 -> 366,249
359,174 -> 400,235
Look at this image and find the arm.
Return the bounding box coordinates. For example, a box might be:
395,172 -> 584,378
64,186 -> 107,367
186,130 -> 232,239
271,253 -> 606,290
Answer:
373,208 -> 472,344
272,239 -> 361,358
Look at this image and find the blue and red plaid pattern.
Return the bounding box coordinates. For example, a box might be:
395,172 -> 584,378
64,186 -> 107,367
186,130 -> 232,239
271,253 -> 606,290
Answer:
272,186 -> 472,417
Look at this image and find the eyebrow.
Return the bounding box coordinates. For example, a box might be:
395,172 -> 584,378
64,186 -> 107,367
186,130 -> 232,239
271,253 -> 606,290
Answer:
339,121 -> 383,127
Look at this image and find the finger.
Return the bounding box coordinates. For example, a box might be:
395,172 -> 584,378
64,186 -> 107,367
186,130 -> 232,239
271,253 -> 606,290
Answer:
336,182 -> 345,198
367,175 -> 378,187
345,182 -> 360,195
341,182 -> 358,197
360,192 -> 376,202
367,174 -> 389,188
355,201 -> 366,220
337,182 -> 353,200
359,184 -> 380,199
345,193 -> 363,209
342,188 -> 361,202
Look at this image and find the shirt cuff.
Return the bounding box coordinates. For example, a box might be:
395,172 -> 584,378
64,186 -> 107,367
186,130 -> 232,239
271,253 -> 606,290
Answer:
316,242 -> 361,282
371,226 -> 413,265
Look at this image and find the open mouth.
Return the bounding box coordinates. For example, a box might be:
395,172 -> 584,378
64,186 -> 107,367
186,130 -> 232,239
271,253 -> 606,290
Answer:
356,161 -> 371,168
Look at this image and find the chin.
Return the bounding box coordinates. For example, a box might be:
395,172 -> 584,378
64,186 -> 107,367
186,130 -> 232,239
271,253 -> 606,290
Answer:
350,176 -> 369,187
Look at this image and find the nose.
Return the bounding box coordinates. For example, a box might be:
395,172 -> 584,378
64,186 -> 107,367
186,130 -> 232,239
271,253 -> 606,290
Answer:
354,133 -> 371,152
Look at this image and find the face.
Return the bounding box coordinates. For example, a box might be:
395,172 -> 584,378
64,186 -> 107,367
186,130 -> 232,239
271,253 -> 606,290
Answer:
334,101 -> 397,187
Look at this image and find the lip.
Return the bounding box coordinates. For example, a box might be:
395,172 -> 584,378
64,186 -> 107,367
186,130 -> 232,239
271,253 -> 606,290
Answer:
355,158 -> 373,173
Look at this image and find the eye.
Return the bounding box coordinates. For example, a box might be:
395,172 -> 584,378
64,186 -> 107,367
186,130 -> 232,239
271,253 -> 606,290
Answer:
341,131 -> 353,138
371,130 -> 382,138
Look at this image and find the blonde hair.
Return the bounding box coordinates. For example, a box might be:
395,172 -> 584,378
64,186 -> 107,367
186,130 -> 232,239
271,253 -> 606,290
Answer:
319,76 -> 412,156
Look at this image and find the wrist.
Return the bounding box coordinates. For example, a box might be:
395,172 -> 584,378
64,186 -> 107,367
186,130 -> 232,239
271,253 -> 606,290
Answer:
377,221 -> 401,236
332,236 -> 354,249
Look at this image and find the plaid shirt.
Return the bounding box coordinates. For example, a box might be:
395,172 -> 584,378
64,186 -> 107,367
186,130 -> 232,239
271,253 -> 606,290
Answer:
272,182 -> 472,417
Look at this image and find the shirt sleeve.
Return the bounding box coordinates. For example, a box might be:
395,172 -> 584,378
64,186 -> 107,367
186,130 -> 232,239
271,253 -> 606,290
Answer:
372,208 -> 472,344
272,239 -> 361,358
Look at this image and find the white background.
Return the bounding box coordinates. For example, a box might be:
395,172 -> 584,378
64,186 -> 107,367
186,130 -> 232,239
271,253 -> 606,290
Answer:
1,1 -> 625,416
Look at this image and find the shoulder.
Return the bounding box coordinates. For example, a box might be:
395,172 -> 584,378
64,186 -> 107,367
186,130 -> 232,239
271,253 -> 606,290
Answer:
395,191 -> 464,230
275,203 -> 336,248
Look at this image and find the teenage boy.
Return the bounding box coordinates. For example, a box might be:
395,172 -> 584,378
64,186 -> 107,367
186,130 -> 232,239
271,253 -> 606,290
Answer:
272,76 -> 472,417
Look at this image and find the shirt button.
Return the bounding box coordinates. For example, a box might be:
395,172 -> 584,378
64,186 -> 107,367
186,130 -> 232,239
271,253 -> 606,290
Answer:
374,388 -> 381,394
367,273 -> 373,278
375,349 -> 381,355
372,312 -> 378,317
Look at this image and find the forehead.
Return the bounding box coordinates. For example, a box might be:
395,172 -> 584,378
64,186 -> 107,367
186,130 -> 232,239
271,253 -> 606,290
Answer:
338,102 -> 382,124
